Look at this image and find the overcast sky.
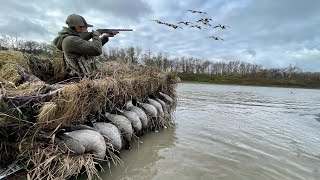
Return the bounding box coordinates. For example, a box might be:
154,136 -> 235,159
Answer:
0,0 -> 319,71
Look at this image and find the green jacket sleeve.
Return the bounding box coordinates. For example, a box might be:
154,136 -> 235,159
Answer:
62,35 -> 102,57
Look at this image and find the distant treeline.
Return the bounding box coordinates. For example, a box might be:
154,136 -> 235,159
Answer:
0,34 -> 56,55
1,34 -> 320,84
101,47 -> 320,83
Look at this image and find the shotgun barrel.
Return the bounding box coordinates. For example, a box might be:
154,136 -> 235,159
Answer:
79,29 -> 133,40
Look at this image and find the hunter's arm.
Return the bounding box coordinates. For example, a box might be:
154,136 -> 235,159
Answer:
62,35 -> 102,57
101,36 -> 109,46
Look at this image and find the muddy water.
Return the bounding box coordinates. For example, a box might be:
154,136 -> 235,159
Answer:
85,83 -> 320,180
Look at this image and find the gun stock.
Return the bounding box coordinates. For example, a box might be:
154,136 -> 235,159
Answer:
79,29 -> 133,40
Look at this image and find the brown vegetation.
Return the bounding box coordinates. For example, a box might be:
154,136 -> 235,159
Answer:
0,50 -> 178,179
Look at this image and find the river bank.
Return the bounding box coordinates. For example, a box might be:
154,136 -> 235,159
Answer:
178,73 -> 320,89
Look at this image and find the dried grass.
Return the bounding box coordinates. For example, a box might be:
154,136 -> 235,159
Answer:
37,102 -> 57,125
50,57 -> 66,81
0,63 -> 22,84
3,81 -> 46,97
0,140 -> 18,168
0,51 -> 178,179
37,82 -> 92,128
0,51 -> 29,85
19,140 -> 101,180
0,50 -> 28,69
27,54 -> 67,83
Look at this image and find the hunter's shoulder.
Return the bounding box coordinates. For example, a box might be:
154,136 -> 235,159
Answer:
62,36 -> 85,51
63,35 -> 83,45
61,36 -> 83,54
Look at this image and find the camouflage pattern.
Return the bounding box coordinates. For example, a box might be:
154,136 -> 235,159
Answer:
53,27 -> 103,77
63,55 -> 98,77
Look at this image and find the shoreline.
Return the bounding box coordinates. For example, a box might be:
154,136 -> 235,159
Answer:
179,80 -> 320,90
178,73 -> 320,89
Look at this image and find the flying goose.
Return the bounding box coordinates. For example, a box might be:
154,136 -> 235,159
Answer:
213,24 -> 230,29
206,36 -> 224,40
178,21 -> 193,25
190,25 -> 206,29
187,10 -> 207,14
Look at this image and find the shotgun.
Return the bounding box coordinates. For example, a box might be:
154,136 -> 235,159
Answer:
79,29 -> 133,40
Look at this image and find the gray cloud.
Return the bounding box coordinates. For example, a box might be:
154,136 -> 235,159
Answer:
169,0 -> 320,71
0,17 -> 49,40
220,0 -> 320,47
0,0 -> 319,71
244,49 -> 256,58
31,0 -> 152,21
0,0 -> 152,41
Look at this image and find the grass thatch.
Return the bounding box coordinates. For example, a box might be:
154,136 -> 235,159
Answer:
0,51 -> 29,85
19,140 -> 101,180
0,139 -> 18,168
51,57 -> 66,81
0,50 -> 179,179
26,54 -> 66,83
0,50 -> 28,70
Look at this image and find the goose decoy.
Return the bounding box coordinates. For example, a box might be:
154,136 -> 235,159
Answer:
127,105 -> 149,129
105,112 -> 133,149
159,92 -> 174,104
129,99 -> 149,129
147,98 -> 165,118
60,129 -> 107,159
116,108 -> 142,133
93,122 -> 122,151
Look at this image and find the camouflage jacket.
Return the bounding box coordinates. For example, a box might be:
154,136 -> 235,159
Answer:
53,27 -> 104,77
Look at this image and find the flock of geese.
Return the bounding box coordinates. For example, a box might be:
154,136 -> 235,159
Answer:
55,92 -> 175,159
151,9 -> 229,41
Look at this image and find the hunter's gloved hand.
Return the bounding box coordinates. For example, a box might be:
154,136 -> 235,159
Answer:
106,31 -> 119,37
93,30 -> 101,36
101,35 -> 109,45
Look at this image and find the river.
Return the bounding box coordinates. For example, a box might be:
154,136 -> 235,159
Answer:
90,83 -> 320,180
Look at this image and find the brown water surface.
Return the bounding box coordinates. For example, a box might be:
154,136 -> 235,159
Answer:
81,83 -> 320,180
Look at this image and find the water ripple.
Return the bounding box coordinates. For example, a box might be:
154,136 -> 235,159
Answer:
175,83 -> 320,179
95,83 -> 320,180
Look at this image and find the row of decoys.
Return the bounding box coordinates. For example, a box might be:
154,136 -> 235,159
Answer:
55,92 -> 174,159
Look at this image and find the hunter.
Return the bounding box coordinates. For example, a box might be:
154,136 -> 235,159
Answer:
53,14 -> 118,78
